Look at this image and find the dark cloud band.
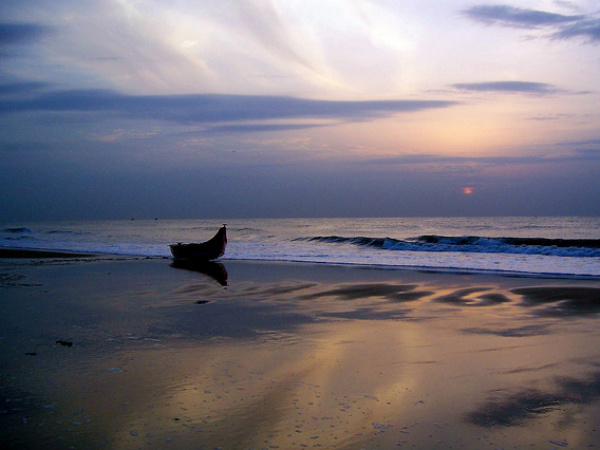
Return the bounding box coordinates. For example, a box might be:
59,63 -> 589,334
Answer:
0,89 -> 459,124
0,22 -> 51,45
452,81 -> 561,94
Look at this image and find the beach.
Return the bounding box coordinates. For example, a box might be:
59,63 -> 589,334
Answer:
2,251 -> 600,449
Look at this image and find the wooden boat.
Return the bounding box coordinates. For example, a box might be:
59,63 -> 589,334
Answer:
169,225 -> 227,261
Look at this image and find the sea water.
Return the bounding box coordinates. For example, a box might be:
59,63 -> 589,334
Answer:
1,216 -> 599,277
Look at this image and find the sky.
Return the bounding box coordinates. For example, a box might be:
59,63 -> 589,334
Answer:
1,0 -> 600,221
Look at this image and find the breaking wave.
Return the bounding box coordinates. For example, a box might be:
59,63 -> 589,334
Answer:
299,235 -> 600,258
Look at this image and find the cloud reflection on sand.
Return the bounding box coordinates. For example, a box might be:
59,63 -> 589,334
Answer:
514,286 -> 600,316
466,371 -> 600,428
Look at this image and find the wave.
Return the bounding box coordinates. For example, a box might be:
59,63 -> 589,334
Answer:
45,229 -> 90,236
299,235 -> 600,258
2,227 -> 32,233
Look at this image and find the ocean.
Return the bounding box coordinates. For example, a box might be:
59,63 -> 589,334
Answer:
1,216 -> 599,278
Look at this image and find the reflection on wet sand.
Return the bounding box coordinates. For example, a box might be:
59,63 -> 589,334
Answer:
2,259 -> 600,449
514,286 -> 600,316
170,260 -> 228,286
104,321 -> 422,450
466,370 -> 600,428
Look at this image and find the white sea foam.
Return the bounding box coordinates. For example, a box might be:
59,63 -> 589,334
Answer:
1,217 -> 599,277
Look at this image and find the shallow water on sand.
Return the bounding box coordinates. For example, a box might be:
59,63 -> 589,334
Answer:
1,258 -> 600,449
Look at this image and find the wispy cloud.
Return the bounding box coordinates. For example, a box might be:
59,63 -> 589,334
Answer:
463,4 -> 600,43
0,89 -> 459,124
205,123 -> 328,134
235,0 -> 315,72
452,81 -> 563,95
562,138 -> 600,147
463,5 -> 584,28
553,17 -> 600,42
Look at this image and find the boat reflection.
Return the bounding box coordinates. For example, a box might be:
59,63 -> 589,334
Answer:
170,260 -> 228,286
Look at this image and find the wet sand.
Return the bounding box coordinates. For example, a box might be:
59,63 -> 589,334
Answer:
1,253 -> 600,449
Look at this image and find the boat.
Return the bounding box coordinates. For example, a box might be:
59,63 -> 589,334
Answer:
169,225 -> 227,261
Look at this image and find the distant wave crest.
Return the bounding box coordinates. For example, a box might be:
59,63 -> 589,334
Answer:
2,227 -> 32,233
299,235 -> 600,258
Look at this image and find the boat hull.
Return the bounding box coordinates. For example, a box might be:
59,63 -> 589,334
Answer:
169,225 -> 227,261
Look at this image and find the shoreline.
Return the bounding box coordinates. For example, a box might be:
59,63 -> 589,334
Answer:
2,245 -> 599,281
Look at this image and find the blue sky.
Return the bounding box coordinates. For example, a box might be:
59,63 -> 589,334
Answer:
1,0 -> 599,220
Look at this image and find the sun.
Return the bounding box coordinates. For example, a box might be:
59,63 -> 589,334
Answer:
462,187 -> 474,195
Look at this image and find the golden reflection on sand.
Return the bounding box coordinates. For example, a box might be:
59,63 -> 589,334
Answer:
101,320 -> 420,450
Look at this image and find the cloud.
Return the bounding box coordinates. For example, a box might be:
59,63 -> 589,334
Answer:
0,22 -> 51,45
358,148 -> 600,168
235,0 -> 315,72
552,17 -> 600,42
563,138 -> 600,147
452,81 -> 562,94
462,5 -> 584,28
0,81 -> 49,95
206,123 -> 328,134
463,4 -> 600,43
0,89 -> 459,124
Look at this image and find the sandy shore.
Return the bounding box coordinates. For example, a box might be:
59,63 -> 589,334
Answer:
0,248 -> 100,258
1,253 -> 600,449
